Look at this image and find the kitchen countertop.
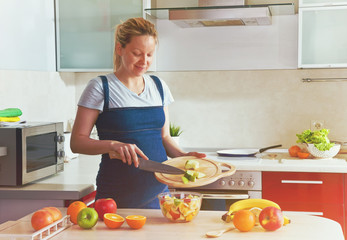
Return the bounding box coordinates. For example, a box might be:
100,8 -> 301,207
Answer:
202,149 -> 347,173
2,148 -> 347,200
0,208 -> 344,240
1,148 -> 347,201
0,155 -> 99,200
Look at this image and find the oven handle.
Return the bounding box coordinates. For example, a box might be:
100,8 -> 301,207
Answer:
202,194 -> 250,200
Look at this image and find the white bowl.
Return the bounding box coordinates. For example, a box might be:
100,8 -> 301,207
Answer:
306,144 -> 340,158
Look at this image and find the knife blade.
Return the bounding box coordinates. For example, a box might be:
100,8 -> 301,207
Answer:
108,151 -> 185,175
138,158 -> 185,175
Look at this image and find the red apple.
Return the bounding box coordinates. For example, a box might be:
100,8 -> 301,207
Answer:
259,206 -> 284,231
94,198 -> 117,220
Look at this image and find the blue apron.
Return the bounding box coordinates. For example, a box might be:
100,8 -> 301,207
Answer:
94,75 -> 168,209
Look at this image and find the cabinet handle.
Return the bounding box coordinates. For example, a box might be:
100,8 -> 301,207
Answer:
281,180 -> 323,184
202,194 -> 249,200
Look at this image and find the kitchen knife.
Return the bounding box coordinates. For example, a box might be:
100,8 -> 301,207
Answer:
108,151 -> 185,175
138,158 -> 185,175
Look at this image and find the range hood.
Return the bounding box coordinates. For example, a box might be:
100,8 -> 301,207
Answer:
144,0 -> 295,27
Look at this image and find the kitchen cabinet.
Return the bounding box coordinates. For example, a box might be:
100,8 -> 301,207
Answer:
262,172 -> 345,233
0,0 -> 143,72
298,3 -> 347,68
299,0 -> 347,7
0,0 -> 56,71
56,0 -> 143,72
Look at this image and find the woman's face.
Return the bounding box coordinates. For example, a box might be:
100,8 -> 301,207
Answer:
117,35 -> 156,77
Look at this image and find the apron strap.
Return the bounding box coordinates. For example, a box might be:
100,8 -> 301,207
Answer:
99,75 -> 109,111
150,75 -> 164,105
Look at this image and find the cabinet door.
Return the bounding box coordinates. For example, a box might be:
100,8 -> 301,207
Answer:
56,0 -> 142,72
298,6 -> 347,68
0,0 -> 56,71
262,172 -> 344,231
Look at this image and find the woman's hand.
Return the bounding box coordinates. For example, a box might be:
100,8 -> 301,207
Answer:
184,152 -> 206,159
109,142 -> 148,168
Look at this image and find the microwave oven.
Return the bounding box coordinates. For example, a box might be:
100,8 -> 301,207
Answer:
0,122 -> 65,186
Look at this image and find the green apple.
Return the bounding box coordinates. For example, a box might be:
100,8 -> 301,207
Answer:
77,207 -> 98,229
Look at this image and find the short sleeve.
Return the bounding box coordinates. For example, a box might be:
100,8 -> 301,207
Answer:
159,77 -> 174,106
78,78 -> 104,111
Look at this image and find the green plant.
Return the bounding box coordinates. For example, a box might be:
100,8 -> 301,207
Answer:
170,123 -> 183,137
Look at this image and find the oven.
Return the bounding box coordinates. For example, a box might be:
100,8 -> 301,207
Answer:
170,170 -> 262,211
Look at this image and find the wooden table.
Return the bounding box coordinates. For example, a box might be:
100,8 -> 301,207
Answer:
0,209 -> 344,240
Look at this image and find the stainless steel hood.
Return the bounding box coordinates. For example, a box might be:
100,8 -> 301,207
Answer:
144,0 -> 295,27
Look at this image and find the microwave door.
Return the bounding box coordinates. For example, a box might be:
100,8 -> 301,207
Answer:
22,125 -> 61,184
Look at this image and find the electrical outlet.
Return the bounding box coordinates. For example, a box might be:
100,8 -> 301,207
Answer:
311,120 -> 325,131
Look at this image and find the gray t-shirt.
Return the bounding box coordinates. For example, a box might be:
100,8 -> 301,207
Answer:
78,73 -> 174,112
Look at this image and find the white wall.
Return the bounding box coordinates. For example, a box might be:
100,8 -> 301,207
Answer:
0,70 -> 76,131
73,68 -> 347,149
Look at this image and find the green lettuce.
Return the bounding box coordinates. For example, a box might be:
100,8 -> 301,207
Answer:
296,129 -> 334,151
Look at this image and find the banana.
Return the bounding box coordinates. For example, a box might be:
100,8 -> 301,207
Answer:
283,215 -> 291,226
221,199 -> 291,226
227,199 -> 281,215
221,199 -> 281,222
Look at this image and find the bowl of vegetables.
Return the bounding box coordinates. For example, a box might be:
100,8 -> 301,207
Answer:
297,129 -> 340,158
158,191 -> 202,223
306,143 -> 340,158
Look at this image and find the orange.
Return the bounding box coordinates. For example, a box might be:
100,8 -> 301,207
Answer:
31,209 -> 54,231
67,201 -> 87,224
297,151 -> 310,159
104,213 -> 125,229
289,145 -> 301,157
233,209 -> 256,232
126,215 -> 146,229
42,207 -> 62,222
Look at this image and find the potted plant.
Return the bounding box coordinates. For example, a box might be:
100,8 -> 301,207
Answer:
170,122 -> 182,146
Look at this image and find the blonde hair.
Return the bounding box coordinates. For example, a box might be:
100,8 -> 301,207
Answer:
113,18 -> 158,71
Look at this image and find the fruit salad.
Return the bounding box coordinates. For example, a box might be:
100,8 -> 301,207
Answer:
158,193 -> 201,222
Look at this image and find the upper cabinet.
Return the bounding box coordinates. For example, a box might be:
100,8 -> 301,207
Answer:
0,0 -> 56,71
300,0 -> 347,6
0,0 -> 143,72
298,1 -> 347,68
56,0 -> 143,72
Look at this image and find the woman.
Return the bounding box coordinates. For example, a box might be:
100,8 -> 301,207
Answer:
70,17 -> 205,208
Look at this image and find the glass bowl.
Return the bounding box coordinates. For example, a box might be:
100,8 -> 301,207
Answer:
306,144 -> 341,158
157,191 -> 202,223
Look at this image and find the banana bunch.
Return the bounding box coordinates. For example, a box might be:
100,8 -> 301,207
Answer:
221,199 -> 290,225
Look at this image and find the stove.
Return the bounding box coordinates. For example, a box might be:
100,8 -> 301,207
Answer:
171,170 -> 262,210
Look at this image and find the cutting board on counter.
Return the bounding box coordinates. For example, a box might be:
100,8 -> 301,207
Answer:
155,156 -> 236,188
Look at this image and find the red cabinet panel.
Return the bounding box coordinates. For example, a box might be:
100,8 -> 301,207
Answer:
262,172 -> 345,235
262,172 -> 344,204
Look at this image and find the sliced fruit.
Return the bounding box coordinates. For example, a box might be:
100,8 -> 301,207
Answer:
104,213 -> 125,229
126,215 -> 146,229
181,176 -> 189,184
193,171 -> 206,179
185,159 -> 200,170
249,207 -> 262,226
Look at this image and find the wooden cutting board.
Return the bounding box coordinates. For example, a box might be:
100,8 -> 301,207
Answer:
155,156 -> 236,188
